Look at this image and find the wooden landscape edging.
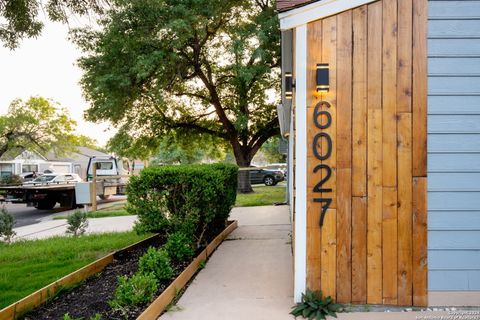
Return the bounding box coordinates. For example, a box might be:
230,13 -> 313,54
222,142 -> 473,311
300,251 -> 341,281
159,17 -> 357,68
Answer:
0,234 -> 160,320
137,220 -> 238,320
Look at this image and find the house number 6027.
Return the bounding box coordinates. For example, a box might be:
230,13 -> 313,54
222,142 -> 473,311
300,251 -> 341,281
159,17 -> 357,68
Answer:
312,101 -> 333,227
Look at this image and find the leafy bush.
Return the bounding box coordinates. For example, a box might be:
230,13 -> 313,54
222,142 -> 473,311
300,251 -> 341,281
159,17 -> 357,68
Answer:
109,273 -> 158,311
164,231 -> 195,263
127,164 -> 237,247
0,174 -> 22,186
66,210 -> 88,236
290,290 -> 341,320
0,206 -> 16,243
138,247 -> 174,282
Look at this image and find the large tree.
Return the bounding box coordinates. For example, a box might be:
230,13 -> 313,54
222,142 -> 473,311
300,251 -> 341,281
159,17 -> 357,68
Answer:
0,0 -> 106,49
73,0 -> 281,192
0,97 -> 78,158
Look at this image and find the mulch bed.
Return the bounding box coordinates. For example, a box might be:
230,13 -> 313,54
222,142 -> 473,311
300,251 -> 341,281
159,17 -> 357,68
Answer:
21,235 -> 191,320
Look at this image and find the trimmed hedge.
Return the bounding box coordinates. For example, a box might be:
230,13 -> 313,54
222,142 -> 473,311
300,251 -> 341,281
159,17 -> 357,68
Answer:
127,164 -> 238,247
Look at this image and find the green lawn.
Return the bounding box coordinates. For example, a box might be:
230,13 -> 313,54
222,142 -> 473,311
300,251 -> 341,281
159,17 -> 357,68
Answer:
235,184 -> 286,207
0,232 -> 148,309
54,203 -> 130,220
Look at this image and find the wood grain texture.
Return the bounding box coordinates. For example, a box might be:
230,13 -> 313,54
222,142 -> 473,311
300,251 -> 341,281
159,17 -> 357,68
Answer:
320,15 -> 337,300
382,0 -> 398,188
397,113 -> 413,306
397,0 -> 413,113
336,10 -> 353,304
352,5 -> 368,198
412,0 -> 428,177
382,186 -> 398,304
352,196 -> 367,304
413,177 -> 428,306
306,19 -> 323,292
366,0 -> 383,305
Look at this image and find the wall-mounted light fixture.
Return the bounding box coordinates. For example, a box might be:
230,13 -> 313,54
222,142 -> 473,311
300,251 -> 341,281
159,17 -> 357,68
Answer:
316,63 -> 329,93
285,72 -> 293,100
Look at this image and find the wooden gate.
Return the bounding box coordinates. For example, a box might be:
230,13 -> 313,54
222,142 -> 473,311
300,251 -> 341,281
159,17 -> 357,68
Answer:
304,0 -> 428,306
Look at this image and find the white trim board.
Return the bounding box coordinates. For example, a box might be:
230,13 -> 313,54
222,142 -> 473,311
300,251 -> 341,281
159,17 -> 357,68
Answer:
279,0 -> 377,30
294,24 -> 308,303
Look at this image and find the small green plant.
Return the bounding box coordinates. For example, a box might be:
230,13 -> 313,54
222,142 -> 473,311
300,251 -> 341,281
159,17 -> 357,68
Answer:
63,313 -> 102,320
290,290 -> 341,320
198,260 -> 206,269
138,247 -> 174,282
164,231 -> 195,263
0,206 -> 16,243
109,273 -> 158,311
66,210 -> 88,236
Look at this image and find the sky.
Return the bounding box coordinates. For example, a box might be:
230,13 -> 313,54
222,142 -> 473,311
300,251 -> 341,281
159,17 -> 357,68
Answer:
0,19 -> 115,147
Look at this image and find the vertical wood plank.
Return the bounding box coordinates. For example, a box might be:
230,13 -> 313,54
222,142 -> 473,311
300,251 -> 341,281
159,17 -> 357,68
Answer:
382,0 -> 398,187
320,15 -> 337,300
306,19 -> 323,292
336,10 -> 353,304
397,113 -> 413,306
397,0 -> 413,113
366,0 -> 383,304
321,208 -> 337,299
382,0 -> 398,305
352,5 -> 368,198
382,186 -> 398,304
412,0 -> 428,177
413,177 -> 428,306
352,196 -> 367,304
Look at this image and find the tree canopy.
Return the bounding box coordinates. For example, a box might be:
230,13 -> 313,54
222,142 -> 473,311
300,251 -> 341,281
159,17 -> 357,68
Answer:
73,0 -> 281,191
0,97 -> 78,158
0,0 -> 106,49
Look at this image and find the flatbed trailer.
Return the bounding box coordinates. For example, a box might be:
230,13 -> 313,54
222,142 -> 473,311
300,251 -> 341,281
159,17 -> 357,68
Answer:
0,181 -> 126,210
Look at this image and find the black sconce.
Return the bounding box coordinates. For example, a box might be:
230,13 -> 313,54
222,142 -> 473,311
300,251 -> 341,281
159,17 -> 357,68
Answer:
285,72 -> 293,100
316,63 -> 329,93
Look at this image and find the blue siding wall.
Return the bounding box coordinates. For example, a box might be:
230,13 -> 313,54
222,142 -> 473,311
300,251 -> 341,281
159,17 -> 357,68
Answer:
428,0 -> 480,291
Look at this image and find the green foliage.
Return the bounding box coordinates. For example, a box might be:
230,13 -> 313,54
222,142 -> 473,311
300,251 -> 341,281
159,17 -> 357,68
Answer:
128,164 -> 238,247
138,247 -> 174,282
109,273 -> 158,311
164,232 -> 195,263
72,0 -> 280,169
0,174 -> 22,186
0,206 -> 16,243
259,136 -> 287,163
66,211 -> 89,237
0,0 -> 105,49
0,97 -> 78,159
290,290 -> 342,320
63,313 -> 102,320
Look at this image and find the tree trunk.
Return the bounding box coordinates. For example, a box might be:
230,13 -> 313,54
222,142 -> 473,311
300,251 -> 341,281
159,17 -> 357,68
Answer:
237,167 -> 253,193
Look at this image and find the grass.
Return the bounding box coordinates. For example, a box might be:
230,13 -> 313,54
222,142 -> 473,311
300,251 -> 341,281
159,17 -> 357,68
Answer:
0,231 -> 149,309
235,184 -> 286,207
54,203 -> 131,220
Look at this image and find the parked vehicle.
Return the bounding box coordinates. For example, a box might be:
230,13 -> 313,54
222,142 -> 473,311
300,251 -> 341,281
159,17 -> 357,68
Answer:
24,173 -> 82,185
249,166 -> 285,186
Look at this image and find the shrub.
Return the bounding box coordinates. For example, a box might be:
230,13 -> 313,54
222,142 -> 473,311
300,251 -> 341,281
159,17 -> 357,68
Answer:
138,247 -> 174,282
0,174 -> 22,186
164,231 -> 195,263
0,206 -> 16,243
127,164 -> 238,247
290,290 -> 341,320
109,273 -> 158,311
66,210 -> 88,237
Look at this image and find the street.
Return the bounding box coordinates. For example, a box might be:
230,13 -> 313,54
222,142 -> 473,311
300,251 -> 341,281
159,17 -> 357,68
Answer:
4,196 -> 126,228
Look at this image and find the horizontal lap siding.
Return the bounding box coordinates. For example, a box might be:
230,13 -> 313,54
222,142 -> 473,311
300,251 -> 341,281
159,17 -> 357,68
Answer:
428,0 -> 480,291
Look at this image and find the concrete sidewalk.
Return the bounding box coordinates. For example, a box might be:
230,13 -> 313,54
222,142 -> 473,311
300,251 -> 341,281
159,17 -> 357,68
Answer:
13,215 -> 137,240
160,205 -> 295,320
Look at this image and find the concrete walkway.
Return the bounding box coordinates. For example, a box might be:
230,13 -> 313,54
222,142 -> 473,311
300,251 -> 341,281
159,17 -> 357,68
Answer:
160,205 -> 295,320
